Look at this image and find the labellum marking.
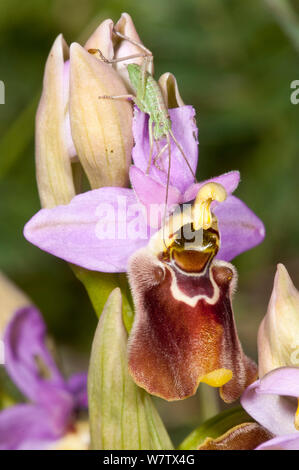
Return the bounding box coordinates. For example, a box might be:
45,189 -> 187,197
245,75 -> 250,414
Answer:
127,185 -> 257,401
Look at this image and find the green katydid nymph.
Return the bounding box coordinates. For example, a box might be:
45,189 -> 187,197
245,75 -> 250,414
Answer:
88,29 -> 197,197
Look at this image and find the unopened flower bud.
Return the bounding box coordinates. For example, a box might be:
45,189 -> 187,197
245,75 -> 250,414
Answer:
36,35 -> 76,208
36,13 -> 148,206
69,43 -> 133,189
84,19 -> 114,61
113,12 -> 152,90
258,263 -> 299,377
158,72 -> 185,108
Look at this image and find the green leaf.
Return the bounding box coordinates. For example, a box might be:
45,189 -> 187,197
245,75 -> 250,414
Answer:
72,266 -> 134,332
264,0 -> 299,55
88,288 -> 173,450
0,95 -> 38,179
0,390 -> 16,411
178,406 -> 253,450
72,265 -> 120,318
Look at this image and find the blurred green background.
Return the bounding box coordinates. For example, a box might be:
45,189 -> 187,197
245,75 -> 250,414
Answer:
0,0 -> 299,444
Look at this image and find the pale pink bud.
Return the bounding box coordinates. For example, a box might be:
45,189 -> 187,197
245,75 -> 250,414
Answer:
36,14 -> 149,204
69,43 -> 133,189
258,264 -> 299,377
114,12 -> 151,90
36,35 -> 76,208
158,72 -> 185,107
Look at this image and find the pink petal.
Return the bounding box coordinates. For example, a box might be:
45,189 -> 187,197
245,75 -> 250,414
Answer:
183,170 -> 240,202
256,433 -> 299,450
241,380 -> 297,436
215,195 -> 265,261
130,165 -> 182,228
67,372 -> 87,409
257,367 -> 299,398
4,307 -> 67,404
0,404 -> 62,450
24,187 -> 150,272
132,106 -> 198,193
4,307 -> 75,434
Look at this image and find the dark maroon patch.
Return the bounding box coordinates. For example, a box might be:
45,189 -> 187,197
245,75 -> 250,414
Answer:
128,251 -> 257,401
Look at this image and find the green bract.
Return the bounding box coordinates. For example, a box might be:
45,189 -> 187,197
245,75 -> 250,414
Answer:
88,288 -> 173,450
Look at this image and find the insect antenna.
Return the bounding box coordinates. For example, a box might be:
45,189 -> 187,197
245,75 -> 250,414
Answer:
168,129 -> 197,183
113,30 -> 154,76
162,133 -> 172,249
113,30 -> 153,57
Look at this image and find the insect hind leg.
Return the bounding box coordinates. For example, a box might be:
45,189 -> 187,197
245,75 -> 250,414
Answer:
98,93 -> 136,102
153,141 -> 168,172
113,30 -> 153,57
146,118 -> 154,174
113,30 -> 154,75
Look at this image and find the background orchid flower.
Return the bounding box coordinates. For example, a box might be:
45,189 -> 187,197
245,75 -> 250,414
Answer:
24,106 -> 265,273
0,307 -> 88,450
0,271 -> 31,339
241,367 -> 299,450
241,265 -> 299,450
258,264 -> 299,377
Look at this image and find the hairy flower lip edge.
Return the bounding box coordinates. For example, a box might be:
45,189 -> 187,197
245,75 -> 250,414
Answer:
198,422 -> 274,450
127,246 -> 257,402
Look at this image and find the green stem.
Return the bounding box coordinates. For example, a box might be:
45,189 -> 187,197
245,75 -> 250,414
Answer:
197,383 -> 220,423
0,95 -> 38,179
71,265 -> 134,332
265,0 -> 299,54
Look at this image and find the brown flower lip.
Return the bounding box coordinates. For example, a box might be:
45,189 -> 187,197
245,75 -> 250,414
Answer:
128,218 -> 257,401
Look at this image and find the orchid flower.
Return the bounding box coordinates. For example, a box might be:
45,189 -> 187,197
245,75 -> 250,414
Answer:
127,181 -> 258,401
241,367 -> 299,450
24,12 -> 266,410
241,264 -> 299,450
23,105 -> 265,402
0,307 -> 88,450
0,271 -> 31,339
24,106 -> 265,273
